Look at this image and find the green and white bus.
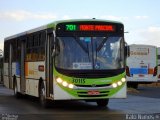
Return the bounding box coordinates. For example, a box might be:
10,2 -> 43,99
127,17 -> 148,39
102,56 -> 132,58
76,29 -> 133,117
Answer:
3,19 -> 127,107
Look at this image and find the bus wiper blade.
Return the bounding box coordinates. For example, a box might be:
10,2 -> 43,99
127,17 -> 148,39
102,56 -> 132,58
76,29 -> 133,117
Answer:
73,37 -> 89,53
96,37 -> 108,52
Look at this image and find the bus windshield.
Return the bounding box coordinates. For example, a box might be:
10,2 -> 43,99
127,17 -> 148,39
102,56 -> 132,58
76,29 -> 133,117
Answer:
55,36 -> 124,70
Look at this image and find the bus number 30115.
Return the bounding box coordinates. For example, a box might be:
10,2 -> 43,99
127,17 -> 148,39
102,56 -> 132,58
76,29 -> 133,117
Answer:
72,78 -> 86,84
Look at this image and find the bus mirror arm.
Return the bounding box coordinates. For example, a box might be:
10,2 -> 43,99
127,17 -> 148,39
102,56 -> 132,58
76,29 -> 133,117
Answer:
52,48 -> 60,57
52,49 -> 56,57
51,41 -> 58,57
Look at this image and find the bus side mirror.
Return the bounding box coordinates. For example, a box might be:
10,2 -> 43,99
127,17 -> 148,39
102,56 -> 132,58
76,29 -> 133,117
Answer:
52,44 -> 60,57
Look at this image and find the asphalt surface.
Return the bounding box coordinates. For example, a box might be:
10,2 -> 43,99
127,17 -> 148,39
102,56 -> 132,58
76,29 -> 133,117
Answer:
132,86 -> 160,98
0,84 -> 160,120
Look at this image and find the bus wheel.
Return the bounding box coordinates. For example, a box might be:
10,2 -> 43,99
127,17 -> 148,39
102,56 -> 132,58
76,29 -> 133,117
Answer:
39,83 -> 49,108
96,99 -> 109,107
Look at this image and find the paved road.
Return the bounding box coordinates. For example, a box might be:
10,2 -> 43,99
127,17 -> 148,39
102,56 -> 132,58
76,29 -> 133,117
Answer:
0,84 -> 160,120
131,86 -> 160,98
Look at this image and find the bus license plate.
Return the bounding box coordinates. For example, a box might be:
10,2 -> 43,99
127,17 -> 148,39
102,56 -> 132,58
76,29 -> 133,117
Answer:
88,91 -> 100,95
139,74 -> 144,77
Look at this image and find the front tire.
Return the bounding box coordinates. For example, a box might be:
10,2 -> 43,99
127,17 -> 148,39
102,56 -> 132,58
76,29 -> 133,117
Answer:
96,99 -> 109,107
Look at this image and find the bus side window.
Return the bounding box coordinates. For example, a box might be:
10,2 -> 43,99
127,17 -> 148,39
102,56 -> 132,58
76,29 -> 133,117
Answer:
25,31 -> 46,62
39,31 -> 46,60
4,41 -> 9,62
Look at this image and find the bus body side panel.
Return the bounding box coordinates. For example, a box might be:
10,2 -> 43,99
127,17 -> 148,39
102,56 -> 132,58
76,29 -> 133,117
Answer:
26,79 -> 39,97
3,63 -> 9,88
13,62 -> 20,92
11,62 -> 16,89
4,62 -> 17,90
12,62 -> 16,78
16,77 -> 21,92
25,61 -> 45,97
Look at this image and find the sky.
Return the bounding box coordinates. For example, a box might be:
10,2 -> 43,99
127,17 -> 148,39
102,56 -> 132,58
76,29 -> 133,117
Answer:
0,0 -> 160,50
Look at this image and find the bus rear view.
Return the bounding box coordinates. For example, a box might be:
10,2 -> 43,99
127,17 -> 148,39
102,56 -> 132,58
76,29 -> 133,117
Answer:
126,44 -> 158,88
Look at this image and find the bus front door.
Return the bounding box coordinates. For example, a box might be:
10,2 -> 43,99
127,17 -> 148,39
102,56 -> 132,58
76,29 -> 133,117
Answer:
45,32 -> 54,98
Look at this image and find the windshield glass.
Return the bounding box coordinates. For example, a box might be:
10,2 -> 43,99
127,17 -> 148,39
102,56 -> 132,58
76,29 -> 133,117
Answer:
55,36 -> 124,70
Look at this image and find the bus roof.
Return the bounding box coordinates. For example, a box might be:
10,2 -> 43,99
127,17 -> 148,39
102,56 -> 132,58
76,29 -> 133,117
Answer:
4,19 -> 123,41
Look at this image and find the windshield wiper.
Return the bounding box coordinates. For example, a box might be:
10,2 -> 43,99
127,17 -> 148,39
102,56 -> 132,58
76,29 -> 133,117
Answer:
72,37 -> 91,62
73,37 -> 89,53
96,37 -> 108,52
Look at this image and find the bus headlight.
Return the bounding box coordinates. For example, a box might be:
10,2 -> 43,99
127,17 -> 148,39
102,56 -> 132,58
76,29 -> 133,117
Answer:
62,81 -> 68,87
56,77 -> 63,83
121,78 -> 126,82
112,83 -> 118,88
112,78 -> 126,88
56,77 -> 75,89
68,84 -> 74,89
117,81 -> 122,86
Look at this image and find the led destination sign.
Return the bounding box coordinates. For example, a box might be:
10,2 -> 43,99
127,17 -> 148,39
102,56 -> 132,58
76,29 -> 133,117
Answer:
65,24 -> 115,32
